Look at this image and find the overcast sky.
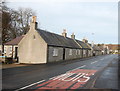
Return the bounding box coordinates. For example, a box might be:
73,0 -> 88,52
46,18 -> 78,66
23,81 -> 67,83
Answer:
7,0 -> 118,44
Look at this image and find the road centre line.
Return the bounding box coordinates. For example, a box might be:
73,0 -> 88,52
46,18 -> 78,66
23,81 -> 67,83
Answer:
100,58 -> 104,60
15,80 -> 45,91
67,65 -> 86,72
91,61 -> 98,64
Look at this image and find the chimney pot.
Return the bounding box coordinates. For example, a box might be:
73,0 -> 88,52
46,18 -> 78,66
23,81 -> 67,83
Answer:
32,16 -> 36,23
71,32 -> 75,39
82,38 -> 88,43
62,29 -> 67,37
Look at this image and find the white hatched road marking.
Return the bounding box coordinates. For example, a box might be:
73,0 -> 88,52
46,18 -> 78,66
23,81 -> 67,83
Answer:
91,61 -> 98,64
100,58 -> 104,60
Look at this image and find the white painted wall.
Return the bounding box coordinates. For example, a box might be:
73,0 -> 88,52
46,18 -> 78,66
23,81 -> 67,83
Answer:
18,23 -> 47,64
4,45 -> 13,57
4,45 -> 18,58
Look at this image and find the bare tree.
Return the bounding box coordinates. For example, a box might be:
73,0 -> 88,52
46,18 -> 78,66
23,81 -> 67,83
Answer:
2,3 -> 36,43
17,8 -> 35,34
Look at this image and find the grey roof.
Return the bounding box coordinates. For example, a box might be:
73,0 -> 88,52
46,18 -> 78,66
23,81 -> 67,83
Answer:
76,40 -> 91,49
37,29 -> 80,48
93,45 -> 101,51
4,35 -> 24,45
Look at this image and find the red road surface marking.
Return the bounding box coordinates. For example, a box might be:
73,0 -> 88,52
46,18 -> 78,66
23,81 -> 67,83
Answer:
34,69 -> 97,90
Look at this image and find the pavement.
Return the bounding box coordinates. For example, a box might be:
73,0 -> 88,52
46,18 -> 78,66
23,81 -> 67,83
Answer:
94,57 -> 118,89
2,54 -> 119,90
1,63 -> 30,69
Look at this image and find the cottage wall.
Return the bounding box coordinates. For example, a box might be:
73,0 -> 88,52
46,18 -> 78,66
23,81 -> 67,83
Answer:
75,49 -> 82,58
18,29 -> 47,64
4,45 -> 19,58
95,51 -> 102,56
88,50 -> 92,57
13,45 -> 19,58
65,48 -> 74,60
82,49 -> 88,57
4,45 -> 12,57
90,50 -> 93,56
48,46 -> 63,62
65,48 -> 82,60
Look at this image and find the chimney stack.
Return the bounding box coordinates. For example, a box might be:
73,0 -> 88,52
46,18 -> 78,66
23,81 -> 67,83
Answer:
71,33 -> 75,40
30,16 -> 38,30
82,38 -> 88,43
62,29 -> 67,37
32,16 -> 36,23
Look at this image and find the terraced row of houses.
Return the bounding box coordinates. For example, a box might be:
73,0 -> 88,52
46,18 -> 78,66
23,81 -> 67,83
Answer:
2,16 -> 109,64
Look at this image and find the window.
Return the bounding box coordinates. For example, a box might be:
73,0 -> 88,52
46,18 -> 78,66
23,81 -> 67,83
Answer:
33,35 -> 36,39
88,50 -> 91,55
10,46 -> 12,53
83,50 -> 86,54
4,47 -> 6,53
79,50 -> 81,55
69,49 -> 72,55
53,49 -> 58,56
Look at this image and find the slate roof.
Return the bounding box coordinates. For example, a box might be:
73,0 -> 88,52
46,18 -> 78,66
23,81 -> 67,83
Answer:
4,29 -> 92,50
98,46 -> 104,50
37,29 -> 81,48
4,35 -> 24,45
93,45 -> 101,51
75,40 -> 91,49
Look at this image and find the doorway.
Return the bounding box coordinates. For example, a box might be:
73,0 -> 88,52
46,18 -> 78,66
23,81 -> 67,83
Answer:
63,48 -> 65,60
14,47 -> 18,62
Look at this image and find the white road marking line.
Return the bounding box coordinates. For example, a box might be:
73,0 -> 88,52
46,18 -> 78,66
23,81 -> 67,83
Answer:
15,80 -> 45,91
100,58 -> 104,60
67,65 -> 86,72
50,65 -> 86,79
91,61 -> 98,64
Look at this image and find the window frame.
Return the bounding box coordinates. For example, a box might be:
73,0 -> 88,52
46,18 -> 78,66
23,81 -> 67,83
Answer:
76,49 -> 78,55
10,46 -> 12,53
79,50 -> 81,55
53,48 -> 58,57
69,49 -> 72,55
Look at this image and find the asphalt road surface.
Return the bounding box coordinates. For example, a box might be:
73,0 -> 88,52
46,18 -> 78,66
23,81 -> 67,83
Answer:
2,54 -> 119,90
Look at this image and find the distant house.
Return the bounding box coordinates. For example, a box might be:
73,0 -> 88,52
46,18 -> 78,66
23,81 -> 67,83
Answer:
101,45 -> 109,54
4,35 -> 24,59
106,44 -> 119,54
82,39 -> 93,57
86,42 -> 102,56
92,45 -> 102,56
18,16 -> 92,64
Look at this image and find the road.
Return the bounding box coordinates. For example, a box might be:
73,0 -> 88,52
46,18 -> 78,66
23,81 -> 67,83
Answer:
2,54 -> 119,90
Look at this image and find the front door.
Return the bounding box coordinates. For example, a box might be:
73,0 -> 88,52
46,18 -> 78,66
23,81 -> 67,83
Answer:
63,48 -> 65,60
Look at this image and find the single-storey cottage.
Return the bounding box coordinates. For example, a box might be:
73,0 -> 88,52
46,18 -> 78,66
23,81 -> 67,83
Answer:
4,35 -> 24,59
